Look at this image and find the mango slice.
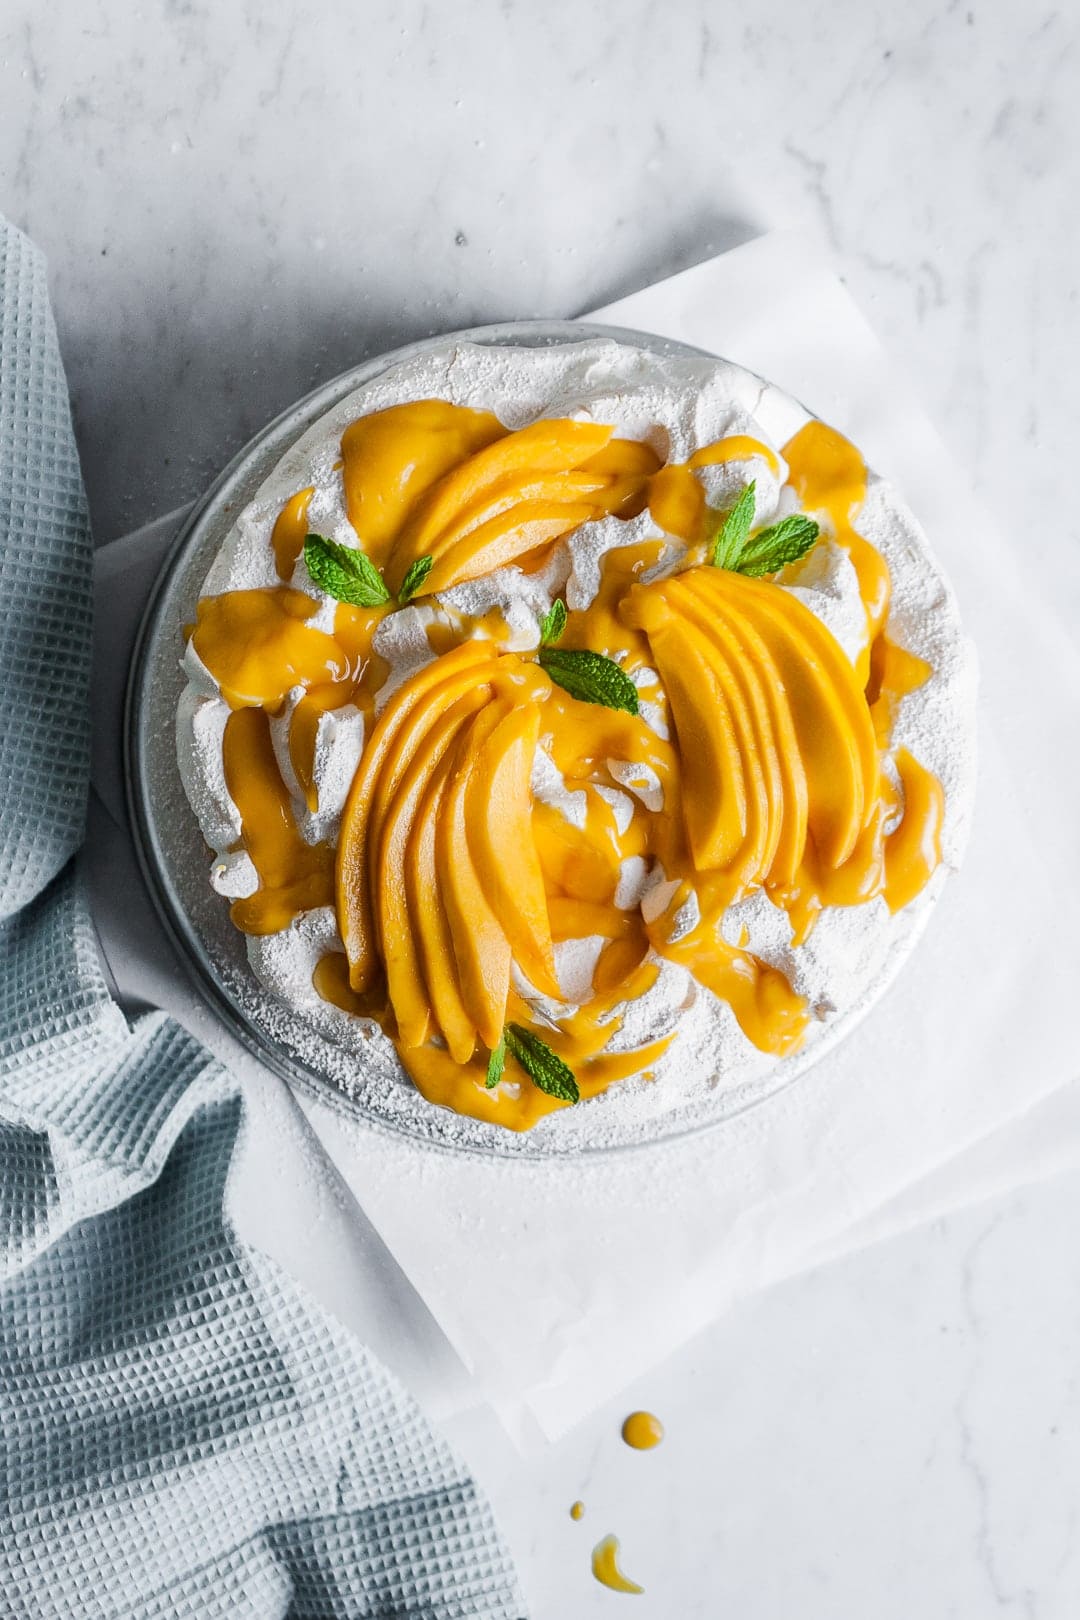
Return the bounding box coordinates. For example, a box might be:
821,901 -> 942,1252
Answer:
424,470 -> 611,556
336,643 -> 556,1057
663,581 -> 784,882
623,585 -> 748,872
622,564 -> 879,891
664,605 -> 774,887
692,567 -> 878,866
336,641 -> 496,989
389,418 -> 614,592
437,702 -> 516,1049
405,756 -> 478,1064
580,437 -> 663,483
340,400 -> 506,568
696,593 -> 809,887
375,690 -> 489,1049
464,702 -> 560,999
575,438 -> 663,520
424,503 -> 601,596
421,460 -> 660,593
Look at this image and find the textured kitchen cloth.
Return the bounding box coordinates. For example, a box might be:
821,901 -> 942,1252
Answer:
0,218 -> 523,1617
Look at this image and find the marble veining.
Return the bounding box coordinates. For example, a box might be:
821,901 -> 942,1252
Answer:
446,1180 -> 1080,1616
1,0 -> 1075,611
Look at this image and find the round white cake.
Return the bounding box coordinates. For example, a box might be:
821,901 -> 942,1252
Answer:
176,339 -> 977,1142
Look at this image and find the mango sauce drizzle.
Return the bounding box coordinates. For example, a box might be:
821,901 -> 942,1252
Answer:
188,402 -> 944,1129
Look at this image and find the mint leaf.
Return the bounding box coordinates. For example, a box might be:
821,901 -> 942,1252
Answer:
735,514 -> 820,577
538,647 -> 639,715
539,598 -> 567,646
505,1024 -> 580,1103
399,554 -> 434,605
709,480 -> 757,570
304,533 -> 390,607
485,1034 -> 506,1090
707,482 -> 820,578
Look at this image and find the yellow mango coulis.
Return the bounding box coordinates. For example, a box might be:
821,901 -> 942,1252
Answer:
621,1411 -> 664,1450
784,420 -> 892,686
592,1535 -> 645,1595
190,587 -> 350,709
221,707 -> 335,935
570,1500 -> 585,1522
188,397 -> 947,1130
271,487 -> 314,580
648,432 -> 781,546
884,748 -> 945,912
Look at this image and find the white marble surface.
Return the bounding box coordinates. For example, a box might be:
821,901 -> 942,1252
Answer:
447,1176 -> 1080,1617
4,1 -> 1080,1613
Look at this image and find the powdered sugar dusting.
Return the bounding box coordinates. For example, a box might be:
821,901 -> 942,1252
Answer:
173,338 -> 977,1152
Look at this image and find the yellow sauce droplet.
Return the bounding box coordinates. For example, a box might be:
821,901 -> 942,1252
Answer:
621,1411 -> 664,1450
592,1535 -> 644,1595
570,1500 -> 585,1521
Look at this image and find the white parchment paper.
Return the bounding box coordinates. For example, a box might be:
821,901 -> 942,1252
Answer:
89,231 -> 1080,1449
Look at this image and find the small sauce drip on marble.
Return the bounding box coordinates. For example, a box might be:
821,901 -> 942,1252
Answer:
592,1535 -> 645,1595
621,1410 -> 665,1450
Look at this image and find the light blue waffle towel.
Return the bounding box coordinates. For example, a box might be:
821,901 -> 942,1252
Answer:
0,215 -> 525,1619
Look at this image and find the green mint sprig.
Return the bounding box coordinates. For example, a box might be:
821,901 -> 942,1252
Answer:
538,598 -> 567,646
709,481 -> 757,569
485,1034 -> 506,1090
505,1024 -> 580,1103
537,646 -> 639,716
708,481 -> 820,577
304,533 -> 390,607
398,555 -> 434,605
734,514 -> 821,577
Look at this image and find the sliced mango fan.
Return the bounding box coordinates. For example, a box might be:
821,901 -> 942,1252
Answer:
187,396 -> 946,1130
